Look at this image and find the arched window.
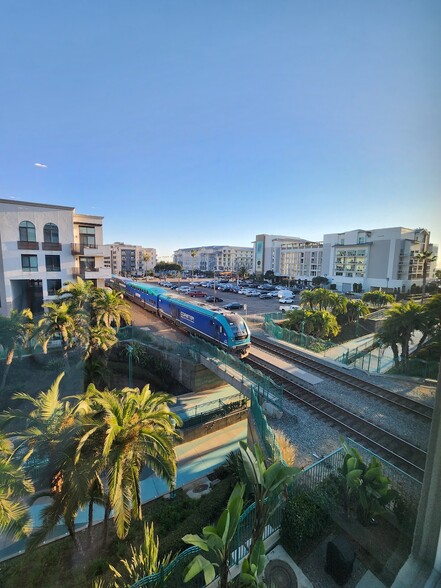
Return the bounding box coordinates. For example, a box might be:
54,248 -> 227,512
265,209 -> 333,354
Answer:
43,223 -> 59,243
19,221 -> 36,242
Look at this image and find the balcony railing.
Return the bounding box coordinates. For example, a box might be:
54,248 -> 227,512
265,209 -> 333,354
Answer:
71,243 -> 103,256
17,241 -> 39,250
42,242 -> 62,251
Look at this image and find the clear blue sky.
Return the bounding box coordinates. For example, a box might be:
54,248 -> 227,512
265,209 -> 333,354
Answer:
1,1 -> 440,259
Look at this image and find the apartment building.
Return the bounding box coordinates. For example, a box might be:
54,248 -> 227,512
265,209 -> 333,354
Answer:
173,246 -> 254,273
322,227 -> 438,292
104,242 -> 157,276
279,241 -> 324,281
0,198 -> 111,316
253,234 -> 309,276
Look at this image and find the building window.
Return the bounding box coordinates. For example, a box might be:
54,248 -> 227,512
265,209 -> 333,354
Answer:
43,223 -> 59,243
47,279 -> 62,295
79,226 -> 96,247
80,256 -> 95,271
19,221 -> 36,242
21,255 -> 38,272
45,255 -> 61,272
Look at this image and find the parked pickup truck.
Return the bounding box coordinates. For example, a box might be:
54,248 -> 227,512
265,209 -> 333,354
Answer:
280,304 -> 301,312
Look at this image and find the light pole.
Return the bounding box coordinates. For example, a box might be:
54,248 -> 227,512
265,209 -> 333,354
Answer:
127,345 -> 133,387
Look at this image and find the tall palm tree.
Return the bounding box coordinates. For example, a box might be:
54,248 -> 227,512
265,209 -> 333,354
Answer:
84,324 -> 118,360
76,385 -> 182,540
0,308 -> 34,391
36,301 -> 87,370
0,433 -> 34,539
91,289 -> 132,330
190,249 -> 197,279
415,250 -> 437,302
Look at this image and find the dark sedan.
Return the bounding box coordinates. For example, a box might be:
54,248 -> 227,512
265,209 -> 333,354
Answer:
205,295 -> 223,303
223,302 -> 244,310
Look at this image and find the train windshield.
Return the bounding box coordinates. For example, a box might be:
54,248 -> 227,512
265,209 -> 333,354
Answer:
228,316 -> 249,340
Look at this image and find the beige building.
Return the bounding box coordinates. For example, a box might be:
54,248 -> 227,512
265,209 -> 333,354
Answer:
0,198 -> 111,316
322,227 -> 438,293
279,241 -> 323,282
104,242 -> 157,276
173,246 -> 253,273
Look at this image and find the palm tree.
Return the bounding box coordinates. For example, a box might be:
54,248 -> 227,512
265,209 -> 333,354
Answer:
0,433 -> 34,539
58,277 -> 96,311
304,310 -> 340,339
381,301 -> 425,363
346,299 -> 369,323
91,289 -> 131,330
190,249 -> 197,279
84,324 -> 118,360
76,384 -> 182,540
36,301 -> 87,370
300,289 -> 316,310
415,250 -> 437,302
0,308 -> 34,391
4,373 -> 81,487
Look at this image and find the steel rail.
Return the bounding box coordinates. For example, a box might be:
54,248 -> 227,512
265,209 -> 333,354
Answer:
246,355 -> 427,482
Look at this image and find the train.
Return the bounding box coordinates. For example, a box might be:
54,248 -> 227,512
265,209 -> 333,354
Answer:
108,277 -> 251,357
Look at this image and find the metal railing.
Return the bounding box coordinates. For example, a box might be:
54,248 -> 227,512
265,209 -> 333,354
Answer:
263,314 -> 336,352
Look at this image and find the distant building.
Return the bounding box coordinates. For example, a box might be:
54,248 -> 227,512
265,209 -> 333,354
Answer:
322,227 -> 438,292
0,198 -> 111,316
173,246 -> 253,273
104,242 -> 157,276
253,234 -> 313,276
279,241 -> 324,282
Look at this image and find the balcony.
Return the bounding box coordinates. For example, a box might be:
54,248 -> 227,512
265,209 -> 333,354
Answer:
71,243 -> 104,256
42,242 -> 62,251
17,241 -> 39,250
72,266 -> 112,280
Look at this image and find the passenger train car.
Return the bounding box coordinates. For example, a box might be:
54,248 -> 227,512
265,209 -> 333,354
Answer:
108,277 -> 251,357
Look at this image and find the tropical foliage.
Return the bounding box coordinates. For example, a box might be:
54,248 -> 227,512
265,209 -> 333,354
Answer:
415,250 -> 437,301
362,290 -> 394,308
0,308 -> 34,391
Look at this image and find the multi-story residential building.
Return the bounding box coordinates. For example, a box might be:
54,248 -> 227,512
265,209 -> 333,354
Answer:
322,227 -> 438,293
279,241 -> 323,282
104,243 -> 157,277
0,198 -> 111,316
173,246 -> 253,273
253,234 -> 308,276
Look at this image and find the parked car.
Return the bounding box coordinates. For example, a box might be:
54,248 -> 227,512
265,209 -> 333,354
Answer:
205,295 -> 223,303
177,286 -> 192,293
223,302 -> 244,310
280,304 -> 301,312
279,297 -> 294,304
259,293 -> 272,299
187,290 -> 206,297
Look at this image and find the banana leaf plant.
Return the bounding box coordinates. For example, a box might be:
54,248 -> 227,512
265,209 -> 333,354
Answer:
182,482 -> 245,588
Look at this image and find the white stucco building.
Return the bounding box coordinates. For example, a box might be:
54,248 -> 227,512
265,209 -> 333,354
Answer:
0,198 -> 111,316
322,227 -> 438,293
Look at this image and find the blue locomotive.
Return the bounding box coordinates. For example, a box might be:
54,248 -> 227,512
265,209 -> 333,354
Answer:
108,277 -> 251,357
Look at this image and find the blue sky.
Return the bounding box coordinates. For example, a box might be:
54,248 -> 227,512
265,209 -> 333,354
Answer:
1,1 -> 440,259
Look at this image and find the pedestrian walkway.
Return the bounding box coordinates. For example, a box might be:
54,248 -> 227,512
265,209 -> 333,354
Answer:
0,420 -> 247,562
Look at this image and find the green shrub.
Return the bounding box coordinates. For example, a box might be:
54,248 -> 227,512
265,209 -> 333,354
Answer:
281,492 -> 331,556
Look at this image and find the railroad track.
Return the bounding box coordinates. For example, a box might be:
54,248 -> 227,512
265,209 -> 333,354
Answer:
251,335 -> 433,421
246,354 -> 427,482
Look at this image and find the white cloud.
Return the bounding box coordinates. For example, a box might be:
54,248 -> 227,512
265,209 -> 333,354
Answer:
34,163 -> 47,168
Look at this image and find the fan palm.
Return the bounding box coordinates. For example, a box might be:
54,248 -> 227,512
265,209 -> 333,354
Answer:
0,308 -> 34,391
76,384 -> 182,540
91,289 -> 132,329
300,289 -> 316,310
382,301 -> 425,362
0,433 -> 34,539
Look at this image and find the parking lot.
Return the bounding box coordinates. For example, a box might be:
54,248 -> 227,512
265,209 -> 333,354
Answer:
144,278 -> 301,317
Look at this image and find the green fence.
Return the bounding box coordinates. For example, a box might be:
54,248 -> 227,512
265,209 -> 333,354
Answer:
263,314 -> 336,352
249,387 -> 284,464
180,393 -> 248,429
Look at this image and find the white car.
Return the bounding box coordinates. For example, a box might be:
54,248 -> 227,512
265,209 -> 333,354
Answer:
280,304 -> 301,312
279,297 -> 294,304
177,286 -> 191,293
